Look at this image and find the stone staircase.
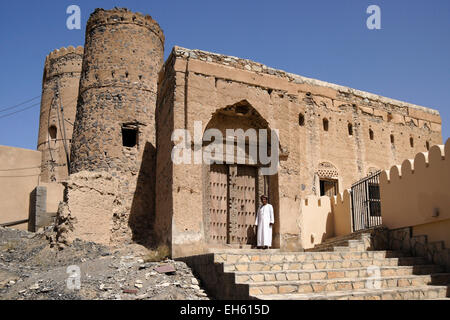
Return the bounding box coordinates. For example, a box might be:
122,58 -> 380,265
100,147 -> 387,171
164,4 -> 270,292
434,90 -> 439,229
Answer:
181,235 -> 450,300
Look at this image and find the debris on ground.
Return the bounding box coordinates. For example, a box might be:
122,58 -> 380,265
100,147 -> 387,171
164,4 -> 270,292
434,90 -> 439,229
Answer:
0,227 -> 208,300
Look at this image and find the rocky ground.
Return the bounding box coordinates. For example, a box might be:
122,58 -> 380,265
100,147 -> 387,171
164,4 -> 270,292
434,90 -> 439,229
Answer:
0,227 -> 209,300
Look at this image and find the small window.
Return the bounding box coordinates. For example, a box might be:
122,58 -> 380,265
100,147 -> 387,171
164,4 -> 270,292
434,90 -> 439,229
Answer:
348,123 -> 353,136
299,113 -> 305,126
390,134 -> 395,144
387,113 -> 393,122
323,118 -> 329,132
49,126 -> 57,140
122,126 -> 138,148
410,137 -> 414,148
320,179 -> 338,197
369,129 -> 374,140
426,141 -> 430,150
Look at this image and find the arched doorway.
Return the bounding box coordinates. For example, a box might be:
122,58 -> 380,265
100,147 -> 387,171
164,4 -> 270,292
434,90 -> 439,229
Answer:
202,101 -> 279,247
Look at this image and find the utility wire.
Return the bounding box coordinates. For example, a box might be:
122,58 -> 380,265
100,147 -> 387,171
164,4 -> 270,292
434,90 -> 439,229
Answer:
0,93 -> 79,121
0,166 -> 41,172
0,174 -> 41,178
0,102 -> 40,120
0,95 -> 41,113
57,79 -> 71,176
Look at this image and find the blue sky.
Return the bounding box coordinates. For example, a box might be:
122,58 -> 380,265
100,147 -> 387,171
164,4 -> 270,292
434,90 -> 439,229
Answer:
0,0 -> 449,150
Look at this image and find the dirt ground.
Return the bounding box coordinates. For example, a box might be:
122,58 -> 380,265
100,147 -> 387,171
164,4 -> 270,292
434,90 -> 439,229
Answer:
0,226 -> 209,300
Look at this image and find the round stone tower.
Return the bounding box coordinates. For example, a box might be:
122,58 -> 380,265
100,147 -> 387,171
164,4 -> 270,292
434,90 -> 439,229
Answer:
69,8 -> 165,245
37,46 -> 84,183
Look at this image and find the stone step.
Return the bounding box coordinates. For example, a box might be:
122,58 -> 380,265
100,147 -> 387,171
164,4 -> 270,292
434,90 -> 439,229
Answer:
313,231 -> 372,244
254,285 -> 449,300
234,265 -> 444,283
215,250 -> 412,264
224,256 -> 430,272
312,239 -> 365,248
312,243 -> 367,252
333,244 -> 366,252
247,273 -> 450,296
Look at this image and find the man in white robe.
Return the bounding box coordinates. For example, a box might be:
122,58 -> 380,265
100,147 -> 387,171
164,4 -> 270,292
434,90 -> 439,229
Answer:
254,195 -> 274,249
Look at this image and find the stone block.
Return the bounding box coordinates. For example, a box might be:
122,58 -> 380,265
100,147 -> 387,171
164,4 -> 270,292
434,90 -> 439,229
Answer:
260,286 -> 278,295
303,263 -> 315,270
311,272 -> 327,280
270,255 -> 283,263
248,264 -> 263,272
397,279 -> 409,287
249,287 -> 262,296
235,264 -> 249,272
286,273 -> 299,281
275,273 -> 287,281
298,284 -> 313,293
271,265 -> 282,271
336,283 -> 352,291
312,283 -> 327,292
314,262 -> 326,269
250,274 -> 265,282
264,274 -> 276,281
279,285 -> 297,294
328,271 -> 345,279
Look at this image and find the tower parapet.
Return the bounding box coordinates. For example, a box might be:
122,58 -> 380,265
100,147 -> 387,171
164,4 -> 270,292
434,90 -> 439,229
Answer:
37,46 -> 83,182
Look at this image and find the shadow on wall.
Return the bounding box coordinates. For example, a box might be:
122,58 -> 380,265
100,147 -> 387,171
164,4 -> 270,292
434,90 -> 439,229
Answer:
129,142 -> 157,248
269,174 -> 280,249
300,196 -> 334,250
322,210 -> 335,243
380,138 -> 450,230
331,190 -> 352,237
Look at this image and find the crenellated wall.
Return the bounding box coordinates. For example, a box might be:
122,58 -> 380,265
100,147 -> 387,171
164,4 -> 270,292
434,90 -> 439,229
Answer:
331,190 -> 353,237
299,196 -> 333,249
380,138 -> 450,247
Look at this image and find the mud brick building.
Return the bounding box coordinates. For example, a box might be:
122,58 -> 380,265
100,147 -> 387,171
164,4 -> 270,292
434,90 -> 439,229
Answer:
35,8 -> 442,257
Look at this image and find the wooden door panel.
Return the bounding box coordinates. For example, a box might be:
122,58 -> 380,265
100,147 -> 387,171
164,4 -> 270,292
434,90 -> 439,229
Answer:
209,164 -> 228,244
232,165 -> 257,245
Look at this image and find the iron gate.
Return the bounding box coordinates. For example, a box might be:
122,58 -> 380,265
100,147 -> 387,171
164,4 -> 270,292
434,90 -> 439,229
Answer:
351,171 -> 382,232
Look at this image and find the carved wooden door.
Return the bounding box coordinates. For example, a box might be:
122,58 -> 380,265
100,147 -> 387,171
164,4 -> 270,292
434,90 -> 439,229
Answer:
230,165 -> 257,245
208,164 -> 229,244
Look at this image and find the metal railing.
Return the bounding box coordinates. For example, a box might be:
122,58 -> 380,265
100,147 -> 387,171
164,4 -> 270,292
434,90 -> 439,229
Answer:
351,171 -> 382,232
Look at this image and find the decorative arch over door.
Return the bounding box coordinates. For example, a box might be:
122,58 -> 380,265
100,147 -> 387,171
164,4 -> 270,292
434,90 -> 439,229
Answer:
203,100 -> 279,247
